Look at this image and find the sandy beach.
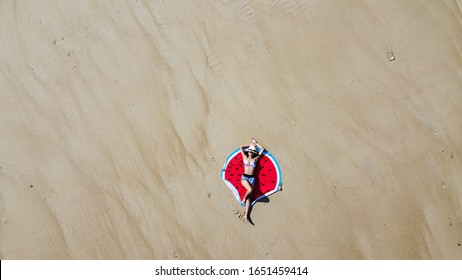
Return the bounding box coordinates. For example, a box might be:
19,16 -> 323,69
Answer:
1,0 -> 461,259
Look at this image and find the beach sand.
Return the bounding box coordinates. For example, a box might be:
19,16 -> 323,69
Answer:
1,0 -> 461,259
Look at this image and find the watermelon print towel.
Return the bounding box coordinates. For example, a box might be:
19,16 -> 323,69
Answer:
221,148 -> 282,206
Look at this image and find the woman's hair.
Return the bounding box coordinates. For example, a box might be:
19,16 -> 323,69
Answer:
247,151 -> 258,158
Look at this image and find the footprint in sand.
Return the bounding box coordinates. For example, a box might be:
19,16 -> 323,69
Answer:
233,210 -> 246,221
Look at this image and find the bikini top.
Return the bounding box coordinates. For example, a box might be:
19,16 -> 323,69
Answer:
244,159 -> 257,168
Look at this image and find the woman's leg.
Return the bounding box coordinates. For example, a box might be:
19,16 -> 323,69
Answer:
241,180 -> 253,222
244,198 -> 251,222
241,179 -> 253,203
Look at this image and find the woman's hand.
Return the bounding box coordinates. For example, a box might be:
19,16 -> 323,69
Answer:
251,138 -> 265,155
